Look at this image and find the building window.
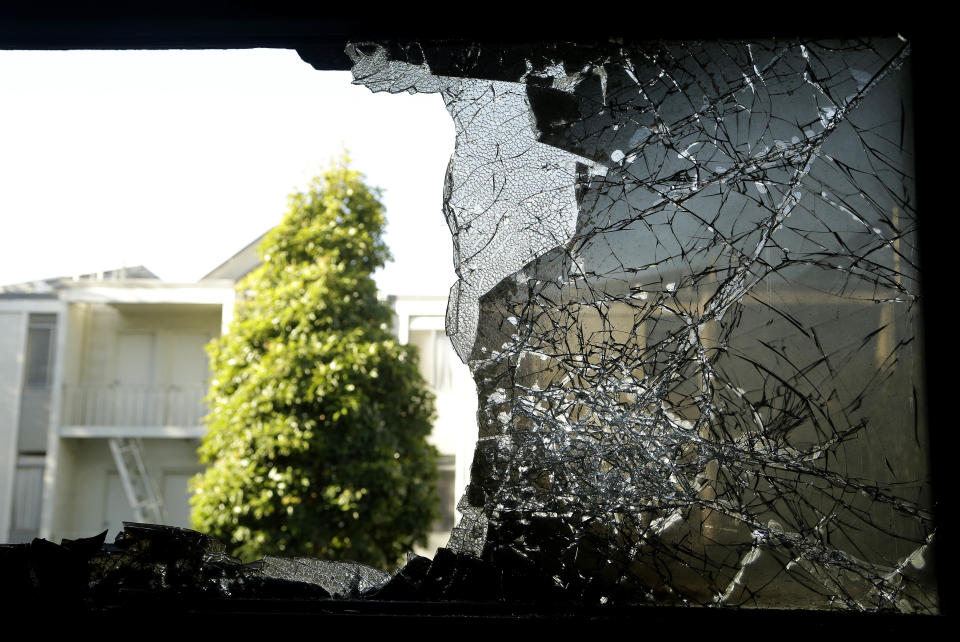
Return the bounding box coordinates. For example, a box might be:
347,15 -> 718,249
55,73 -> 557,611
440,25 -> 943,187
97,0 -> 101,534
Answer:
23,313 -> 56,388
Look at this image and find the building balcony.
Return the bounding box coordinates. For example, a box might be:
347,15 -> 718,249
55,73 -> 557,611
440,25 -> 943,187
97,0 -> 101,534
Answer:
60,384 -> 208,438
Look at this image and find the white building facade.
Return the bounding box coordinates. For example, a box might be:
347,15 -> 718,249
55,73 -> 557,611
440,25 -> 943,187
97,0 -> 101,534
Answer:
0,270 -> 236,543
1,261 -> 477,556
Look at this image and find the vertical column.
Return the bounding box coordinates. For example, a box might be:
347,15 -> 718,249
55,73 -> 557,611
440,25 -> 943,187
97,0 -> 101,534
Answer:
0,310 -> 28,542
40,304 -> 69,539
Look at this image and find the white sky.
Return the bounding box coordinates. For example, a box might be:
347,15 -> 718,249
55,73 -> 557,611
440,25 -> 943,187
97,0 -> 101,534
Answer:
0,49 -> 457,296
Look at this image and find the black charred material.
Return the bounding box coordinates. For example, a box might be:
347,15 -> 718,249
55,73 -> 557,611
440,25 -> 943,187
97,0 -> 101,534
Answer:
0,523 -> 331,612
0,523 -> 574,611
0,525 -> 942,632
366,545 -> 568,603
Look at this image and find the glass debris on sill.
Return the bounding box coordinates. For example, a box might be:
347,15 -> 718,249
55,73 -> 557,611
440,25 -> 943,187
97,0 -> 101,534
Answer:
349,38 -> 936,611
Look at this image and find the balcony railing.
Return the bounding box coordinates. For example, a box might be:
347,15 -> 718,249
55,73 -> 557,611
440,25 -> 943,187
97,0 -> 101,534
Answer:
62,384 -> 207,427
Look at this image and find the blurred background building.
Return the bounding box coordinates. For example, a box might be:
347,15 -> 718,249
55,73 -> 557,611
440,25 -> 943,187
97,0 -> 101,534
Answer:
0,238 -> 477,557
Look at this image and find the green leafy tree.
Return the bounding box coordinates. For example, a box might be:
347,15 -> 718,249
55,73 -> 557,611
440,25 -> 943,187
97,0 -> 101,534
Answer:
191,154 -> 439,570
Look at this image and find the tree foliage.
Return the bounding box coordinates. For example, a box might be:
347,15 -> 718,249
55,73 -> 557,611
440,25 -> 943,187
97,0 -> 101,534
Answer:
191,155 -> 439,570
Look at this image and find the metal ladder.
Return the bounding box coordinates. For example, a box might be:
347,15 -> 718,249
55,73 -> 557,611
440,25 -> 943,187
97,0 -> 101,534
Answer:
108,437 -> 167,524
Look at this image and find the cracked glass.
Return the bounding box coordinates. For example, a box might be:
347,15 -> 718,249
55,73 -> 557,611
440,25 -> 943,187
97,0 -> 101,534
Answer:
347,37 -> 935,611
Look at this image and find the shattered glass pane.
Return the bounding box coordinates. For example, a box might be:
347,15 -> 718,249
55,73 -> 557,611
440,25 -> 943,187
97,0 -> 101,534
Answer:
349,38 -> 936,611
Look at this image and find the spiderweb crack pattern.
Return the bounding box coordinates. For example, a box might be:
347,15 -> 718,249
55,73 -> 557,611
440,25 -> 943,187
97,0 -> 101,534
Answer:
350,38 -> 935,611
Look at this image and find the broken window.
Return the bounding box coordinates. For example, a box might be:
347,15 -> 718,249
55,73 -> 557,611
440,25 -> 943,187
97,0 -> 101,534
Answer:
3,35 -> 937,615
347,37 -> 935,611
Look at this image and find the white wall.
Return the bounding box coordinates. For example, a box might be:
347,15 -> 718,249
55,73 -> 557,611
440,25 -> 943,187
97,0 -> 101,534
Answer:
63,302 -> 89,388
40,300 -> 222,541
69,303 -> 220,388
0,309 -> 27,542
51,437 -> 202,541
47,438 -> 79,540
406,324 -> 478,516
393,296 -> 479,552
